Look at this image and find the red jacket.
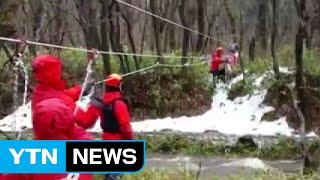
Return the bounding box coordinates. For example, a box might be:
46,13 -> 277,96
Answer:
211,50 -> 224,71
0,98 -> 93,180
76,91 -> 134,140
31,54 -> 92,141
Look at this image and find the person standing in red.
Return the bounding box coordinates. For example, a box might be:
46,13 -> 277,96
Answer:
76,73 -> 134,140
30,54 -> 92,140
0,98 -> 93,180
76,73 -> 133,180
210,47 -> 227,84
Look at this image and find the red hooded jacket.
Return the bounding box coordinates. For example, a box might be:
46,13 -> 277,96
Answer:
76,91 -> 134,140
31,54 -> 92,140
211,50 -> 224,71
0,98 -> 93,180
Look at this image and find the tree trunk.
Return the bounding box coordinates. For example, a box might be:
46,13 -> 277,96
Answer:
272,0 -> 280,79
115,2 -> 130,72
249,36 -> 255,61
150,0 -> 163,63
74,0 -> 100,49
294,0 -> 310,174
108,0 -> 126,73
100,0 -> 111,76
239,11 -> 245,85
139,16 -> 147,63
179,0 -> 190,65
169,26 -> 176,50
257,0 -> 268,53
224,0 -> 236,42
196,0 -> 205,52
118,2 -> 139,70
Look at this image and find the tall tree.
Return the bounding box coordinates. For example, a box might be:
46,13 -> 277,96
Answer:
195,0 -> 205,52
239,11 -> 245,85
223,0 -> 236,43
257,0 -> 268,53
294,0 -> 310,174
99,0 -> 111,75
118,0 -> 140,70
178,0 -> 190,65
205,0 -> 221,50
108,0 -> 128,73
271,0 -> 280,78
149,0 -> 170,64
73,0 -> 100,49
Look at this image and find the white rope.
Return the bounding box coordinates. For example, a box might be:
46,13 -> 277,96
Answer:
95,63 -> 160,84
159,61 -> 206,67
19,60 -> 29,106
13,54 -> 29,140
74,60 -> 95,115
95,61 -> 206,84
116,0 -> 217,42
12,58 -> 19,133
0,37 -> 201,59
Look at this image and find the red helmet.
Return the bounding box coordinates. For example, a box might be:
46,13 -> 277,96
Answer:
105,73 -> 122,87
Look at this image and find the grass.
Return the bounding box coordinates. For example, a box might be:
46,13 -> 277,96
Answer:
93,169 -> 320,180
1,132 -> 310,161
136,134 -> 303,160
94,169 -> 195,180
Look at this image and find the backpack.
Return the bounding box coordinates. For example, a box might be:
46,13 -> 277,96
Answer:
90,97 -> 129,133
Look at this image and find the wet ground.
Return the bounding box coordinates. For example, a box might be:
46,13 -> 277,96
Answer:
146,154 -> 303,179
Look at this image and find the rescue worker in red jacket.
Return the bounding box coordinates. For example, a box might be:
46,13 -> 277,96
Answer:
76,73 -> 134,141
31,54 -> 92,140
76,73 -> 133,180
210,47 -> 227,83
0,98 -> 93,180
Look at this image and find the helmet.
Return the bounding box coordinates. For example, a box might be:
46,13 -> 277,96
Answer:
217,47 -> 224,52
105,73 -> 122,87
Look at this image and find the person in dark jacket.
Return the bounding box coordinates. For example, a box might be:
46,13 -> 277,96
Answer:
76,73 -> 133,180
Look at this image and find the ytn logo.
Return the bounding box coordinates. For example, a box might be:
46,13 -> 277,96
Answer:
9,148 -> 57,164
73,148 -> 136,165
66,141 -> 145,172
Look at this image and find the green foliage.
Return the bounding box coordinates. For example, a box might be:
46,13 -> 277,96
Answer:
124,61 -> 212,120
135,134 -> 308,160
277,45 -> 295,67
94,169 -> 320,180
227,77 -> 257,100
259,139 -> 301,160
245,57 -> 270,75
304,49 -> 320,76
94,169 -> 195,180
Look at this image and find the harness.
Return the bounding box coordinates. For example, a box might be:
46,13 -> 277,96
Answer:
90,97 -> 129,133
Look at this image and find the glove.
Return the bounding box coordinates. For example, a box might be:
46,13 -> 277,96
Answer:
89,96 -> 104,109
83,81 -> 95,96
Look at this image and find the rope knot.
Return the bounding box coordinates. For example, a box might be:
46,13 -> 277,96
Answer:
87,48 -> 99,62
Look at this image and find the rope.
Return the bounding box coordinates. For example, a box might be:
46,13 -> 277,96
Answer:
10,39 -> 29,139
95,61 -> 206,84
0,37 -> 201,59
158,61 -> 206,68
74,50 -> 98,115
116,0 -> 217,42
19,61 -> 28,106
12,57 -> 19,132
